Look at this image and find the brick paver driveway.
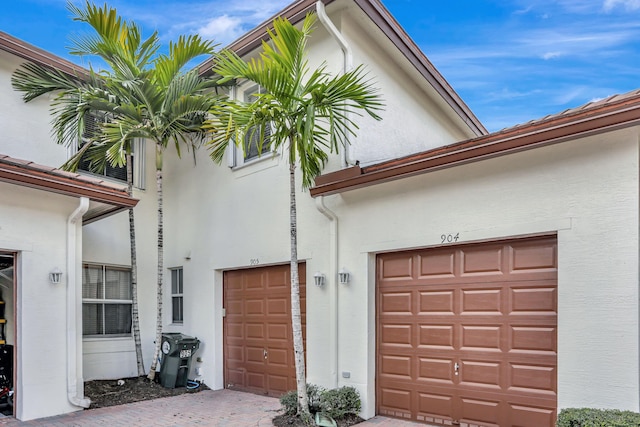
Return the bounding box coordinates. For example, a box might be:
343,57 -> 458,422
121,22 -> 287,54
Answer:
0,389 -> 427,426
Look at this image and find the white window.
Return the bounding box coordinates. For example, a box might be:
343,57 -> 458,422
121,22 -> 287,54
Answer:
229,85 -> 273,168
73,112 -> 146,188
171,267 -> 183,324
82,264 -> 132,337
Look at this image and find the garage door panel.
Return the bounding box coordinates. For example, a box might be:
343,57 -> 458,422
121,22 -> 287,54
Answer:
417,391 -> 454,421
380,354 -> 412,378
379,255 -> 414,280
380,291 -> 414,315
509,403 -> 556,427
418,324 -> 454,349
377,236 -> 557,426
267,298 -> 288,315
380,323 -> 413,347
458,360 -> 502,389
461,246 -> 504,276
510,240 -> 557,272
379,387 -> 413,415
509,363 -> 556,393
246,323 -> 265,339
461,288 -> 502,314
418,357 -> 454,383
245,299 -> 264,315
418,250 -> 456,279
510,286 -> 556,314
243,270 -> 265,290
419,290 -> 455,314
459,397 -> 500,426
510,326 -> 556,353
460,325 -> 503,352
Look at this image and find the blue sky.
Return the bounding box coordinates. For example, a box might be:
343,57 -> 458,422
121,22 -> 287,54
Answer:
2,0 -> 640,132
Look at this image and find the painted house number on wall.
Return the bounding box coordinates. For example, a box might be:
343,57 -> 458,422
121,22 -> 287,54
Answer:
441,233 -> 460,244
250,259 -> 260,265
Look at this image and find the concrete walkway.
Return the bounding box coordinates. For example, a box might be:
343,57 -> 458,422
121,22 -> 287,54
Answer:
0,389 -> 427,427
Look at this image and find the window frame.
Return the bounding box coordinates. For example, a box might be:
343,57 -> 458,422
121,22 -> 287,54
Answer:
71,113 -> 146,189
170,267 -> 184,324
82,263 -> 133,338
228,84 -> 276,169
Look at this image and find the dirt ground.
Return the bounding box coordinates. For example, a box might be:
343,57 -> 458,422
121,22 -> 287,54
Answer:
84,376 -> 208,409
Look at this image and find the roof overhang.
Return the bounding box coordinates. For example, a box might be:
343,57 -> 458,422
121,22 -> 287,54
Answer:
0,155 -> 138,224
311,89 -> 640,197
197,0 -> 486,137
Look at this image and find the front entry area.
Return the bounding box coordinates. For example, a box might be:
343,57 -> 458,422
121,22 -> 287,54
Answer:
376,236 -> 557,426
223,263 -> 306,397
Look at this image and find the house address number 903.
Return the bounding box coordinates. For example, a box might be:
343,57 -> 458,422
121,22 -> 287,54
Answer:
441,233 -> 460,244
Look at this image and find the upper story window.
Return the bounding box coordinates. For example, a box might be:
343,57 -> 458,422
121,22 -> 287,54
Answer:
229,85 -> 273,168
82,264 -> 132,337
74,112 -> 146,189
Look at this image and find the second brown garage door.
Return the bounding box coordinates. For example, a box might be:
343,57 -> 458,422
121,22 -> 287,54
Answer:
224,263 -> 306,397
377,236 -> 557,427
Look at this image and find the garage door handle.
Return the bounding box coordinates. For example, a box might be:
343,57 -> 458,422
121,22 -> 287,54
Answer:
263,349 -> 268,359
454,362 -> 459,376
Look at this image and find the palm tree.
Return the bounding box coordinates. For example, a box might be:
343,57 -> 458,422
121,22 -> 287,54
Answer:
11,1 -> 220,380
206,13 -> 382,420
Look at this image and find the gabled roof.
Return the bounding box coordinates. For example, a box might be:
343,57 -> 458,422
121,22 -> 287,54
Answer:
311,88 -> 640,197
0,154 -> 138,224
197,0 -> 487,137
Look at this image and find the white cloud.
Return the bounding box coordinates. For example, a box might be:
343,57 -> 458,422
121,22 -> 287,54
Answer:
196,15 -> 244,45
603,0 -> 640,12
542,51 -> 562,59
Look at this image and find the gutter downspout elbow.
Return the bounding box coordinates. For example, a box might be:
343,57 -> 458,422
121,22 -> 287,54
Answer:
316,1 -> 356,169
67,197 -> 91,409
315,196 -> 339,388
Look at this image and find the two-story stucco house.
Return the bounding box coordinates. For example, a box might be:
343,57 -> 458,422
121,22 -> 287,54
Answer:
1,0 -> 640,425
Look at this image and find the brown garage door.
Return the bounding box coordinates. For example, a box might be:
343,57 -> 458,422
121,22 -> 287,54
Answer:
377,236 -> 557,427
224,263 -> 306,397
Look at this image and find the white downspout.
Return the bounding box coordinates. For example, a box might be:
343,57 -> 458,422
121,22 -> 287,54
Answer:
315,196 -> 339,388
316,1 -> 356,168
67,197 -> 91,408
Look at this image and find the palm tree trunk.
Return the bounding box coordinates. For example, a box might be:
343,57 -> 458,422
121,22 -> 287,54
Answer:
126,152 -> 145,377
148,157 -> 164,380
289,161 -> 310,420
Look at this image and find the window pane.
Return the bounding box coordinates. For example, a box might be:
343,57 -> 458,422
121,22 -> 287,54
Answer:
82,266 -> 103,299
83,304 -> 103,335
171,269 -> 179,294
172,297 -> 183,323
105,268 -> 131,299
178,269 -> 183,294
244,123 -> 271,160
105,304 -> 132,335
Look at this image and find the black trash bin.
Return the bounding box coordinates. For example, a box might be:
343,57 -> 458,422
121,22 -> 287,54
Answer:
158,333 -> 200,388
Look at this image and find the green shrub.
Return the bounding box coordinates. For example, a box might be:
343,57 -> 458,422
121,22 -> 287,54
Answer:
557,408 -> 640,427
279,384 -> 325,415
319,386 -> 361,419
279,385 -> 361,419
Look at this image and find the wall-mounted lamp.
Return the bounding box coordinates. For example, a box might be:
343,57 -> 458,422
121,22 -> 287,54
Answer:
49,267 -> 63,284
313,272 -> 326,287
338,268 -> 350,285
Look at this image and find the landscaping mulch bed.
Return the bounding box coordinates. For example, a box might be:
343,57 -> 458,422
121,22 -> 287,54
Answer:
272,413 -> 363,427
84,376 -> 208,409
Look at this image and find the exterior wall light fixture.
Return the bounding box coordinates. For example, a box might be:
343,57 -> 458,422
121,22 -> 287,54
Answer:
49,268 -> 63,284
314,272 -> 326,287
338,268 -> 350,285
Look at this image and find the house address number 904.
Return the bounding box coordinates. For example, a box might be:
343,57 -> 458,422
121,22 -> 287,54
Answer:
441,233 -> 460,244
